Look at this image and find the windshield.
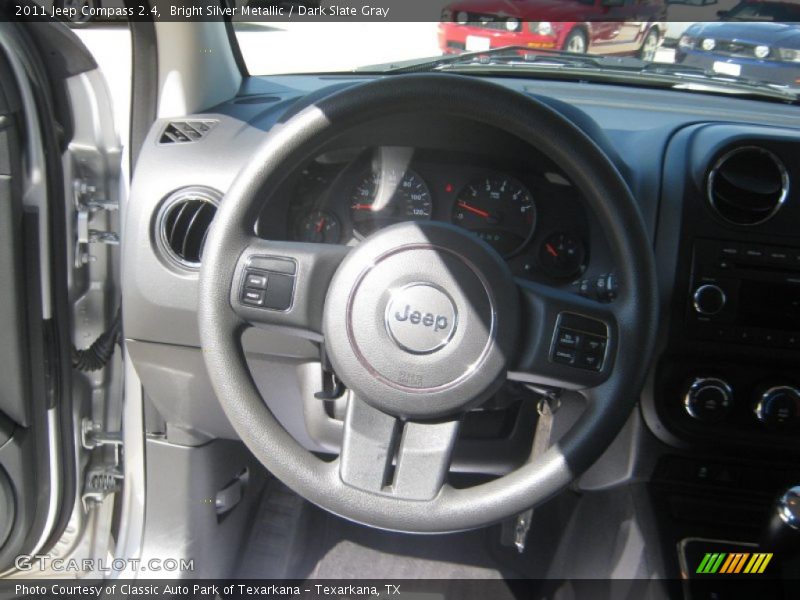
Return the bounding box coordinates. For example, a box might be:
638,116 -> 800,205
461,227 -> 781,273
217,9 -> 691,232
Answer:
232,1 -> 800,103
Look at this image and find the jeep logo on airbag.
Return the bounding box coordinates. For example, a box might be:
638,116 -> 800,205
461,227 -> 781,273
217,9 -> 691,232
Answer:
393,304 -> 449,332
385,283 -> 458,355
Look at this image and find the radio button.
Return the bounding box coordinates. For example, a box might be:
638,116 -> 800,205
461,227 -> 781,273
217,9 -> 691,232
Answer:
767,249 -> 791,265
719,244 -> 740,257
743,247 -> 765,262
760,330 -> 780,346
693,284 -> 727,316
783,333 -> 800,349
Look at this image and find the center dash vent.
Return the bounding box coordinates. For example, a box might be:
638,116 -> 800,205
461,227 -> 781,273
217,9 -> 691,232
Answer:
706,146 -> 789,226
159,120 -> 218,144
156,187 -> 222,269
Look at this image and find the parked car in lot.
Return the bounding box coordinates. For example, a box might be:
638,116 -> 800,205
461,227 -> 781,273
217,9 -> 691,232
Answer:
676,21 -> 800,87
438,0 -> 666,60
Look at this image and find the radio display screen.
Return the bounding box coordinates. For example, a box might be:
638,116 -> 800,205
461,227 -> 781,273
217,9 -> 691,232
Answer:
737,280 -> 800,331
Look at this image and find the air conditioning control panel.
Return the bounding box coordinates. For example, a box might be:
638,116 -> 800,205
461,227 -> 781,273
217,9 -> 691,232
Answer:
656,359 -> 800,452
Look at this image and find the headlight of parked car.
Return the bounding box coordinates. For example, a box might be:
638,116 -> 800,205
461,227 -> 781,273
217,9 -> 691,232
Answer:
506,18 -> 520,32
441,8 -> 453,21
528,21 -> 554,36
778,48 -> 800,63
754,45 -> 771,59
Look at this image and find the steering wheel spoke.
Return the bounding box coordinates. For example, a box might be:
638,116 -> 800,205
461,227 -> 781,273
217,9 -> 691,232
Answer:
339,394 -> 460,502
230,236 -> 349,336
508,279 -> 618,391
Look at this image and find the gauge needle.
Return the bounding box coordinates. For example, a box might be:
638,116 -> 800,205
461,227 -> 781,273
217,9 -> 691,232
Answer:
351,203 -> 374,211
545,243 -> 559,258
315,218 -> 326,233
457,201 -> 491,219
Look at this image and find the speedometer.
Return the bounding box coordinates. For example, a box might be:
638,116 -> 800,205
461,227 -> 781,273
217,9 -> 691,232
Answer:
349,169 -> 432,236
451,174 -> 536,257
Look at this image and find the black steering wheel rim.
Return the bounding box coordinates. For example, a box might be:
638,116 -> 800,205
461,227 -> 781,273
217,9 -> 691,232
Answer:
198,73 -> 658,533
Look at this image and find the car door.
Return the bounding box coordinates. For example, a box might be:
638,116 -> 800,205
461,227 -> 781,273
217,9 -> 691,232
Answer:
0,15 -> 122,575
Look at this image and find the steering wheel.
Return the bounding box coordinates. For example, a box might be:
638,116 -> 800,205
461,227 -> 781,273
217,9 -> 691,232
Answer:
198,74 -> 657,533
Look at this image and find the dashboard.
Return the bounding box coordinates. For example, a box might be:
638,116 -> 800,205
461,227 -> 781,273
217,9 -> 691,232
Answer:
258,146 -> 592,283
122,74 -> 800,467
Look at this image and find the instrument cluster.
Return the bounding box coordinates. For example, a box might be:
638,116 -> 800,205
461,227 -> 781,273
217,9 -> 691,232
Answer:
280,146 -> 591,282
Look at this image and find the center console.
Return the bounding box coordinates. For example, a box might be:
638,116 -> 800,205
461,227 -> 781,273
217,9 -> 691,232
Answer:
643,123 -> 800,593
650,125 -> 800,455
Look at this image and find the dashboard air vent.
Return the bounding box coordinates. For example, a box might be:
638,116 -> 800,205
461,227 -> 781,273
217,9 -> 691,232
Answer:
159,120 -> 217,144
157,187 -> 221,269
707,146 -> 789,226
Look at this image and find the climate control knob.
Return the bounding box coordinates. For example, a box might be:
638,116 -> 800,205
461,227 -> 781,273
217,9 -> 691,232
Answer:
693,284 -> 726,315
755,386 -> 800,426
684,377 -> 733,423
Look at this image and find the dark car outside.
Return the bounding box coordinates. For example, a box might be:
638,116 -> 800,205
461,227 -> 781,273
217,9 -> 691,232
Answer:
676,20 -> 800,88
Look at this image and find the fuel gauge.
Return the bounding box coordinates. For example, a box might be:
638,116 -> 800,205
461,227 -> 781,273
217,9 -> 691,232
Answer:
296,211 -> 341,244
538,232 -> 586,280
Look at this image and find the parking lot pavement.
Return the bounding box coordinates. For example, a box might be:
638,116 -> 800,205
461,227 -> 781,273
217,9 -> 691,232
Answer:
73,22 -> 677,148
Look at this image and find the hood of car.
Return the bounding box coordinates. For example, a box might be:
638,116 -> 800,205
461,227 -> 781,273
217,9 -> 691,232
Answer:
688,22 -> 800,46
445,0 -> 599,21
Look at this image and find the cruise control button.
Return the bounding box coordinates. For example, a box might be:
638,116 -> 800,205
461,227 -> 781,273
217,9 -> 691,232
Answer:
249,256 -> 297,275
242,289 -> 265,307
245,272 -> 268,289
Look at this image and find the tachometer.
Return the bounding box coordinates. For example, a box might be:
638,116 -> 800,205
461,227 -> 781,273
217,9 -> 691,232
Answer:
349,169 -> 432,236
451,174 -> 536,257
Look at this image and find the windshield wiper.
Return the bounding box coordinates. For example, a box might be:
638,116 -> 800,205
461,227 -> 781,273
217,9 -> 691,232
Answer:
368,45 -> 799,104
373,46 -> 608,74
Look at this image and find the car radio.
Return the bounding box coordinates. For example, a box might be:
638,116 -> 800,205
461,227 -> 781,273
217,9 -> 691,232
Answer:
687,238 -> 800,349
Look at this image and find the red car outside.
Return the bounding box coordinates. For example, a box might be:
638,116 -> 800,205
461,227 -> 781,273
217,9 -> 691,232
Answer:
439,0 -> 667,61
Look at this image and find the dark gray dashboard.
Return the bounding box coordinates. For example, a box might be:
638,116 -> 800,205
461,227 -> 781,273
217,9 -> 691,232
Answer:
122,73 -> 800,452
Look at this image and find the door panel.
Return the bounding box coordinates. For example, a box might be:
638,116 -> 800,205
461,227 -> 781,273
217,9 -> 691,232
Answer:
0,21 -> 70,571
0,55 -> 29,430
0,18 -> 124,573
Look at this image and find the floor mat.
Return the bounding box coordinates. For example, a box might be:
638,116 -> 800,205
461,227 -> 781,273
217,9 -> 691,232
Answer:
237,478 -> 516,580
